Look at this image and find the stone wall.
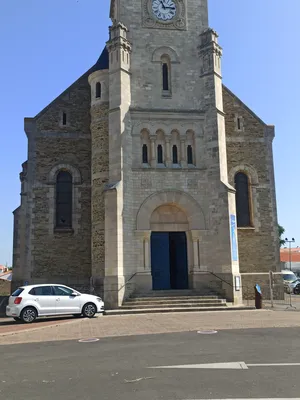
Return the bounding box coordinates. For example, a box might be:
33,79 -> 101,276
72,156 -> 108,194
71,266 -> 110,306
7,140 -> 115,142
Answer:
90,101 -> 109,296
26,74 -> 93,290
223,86 -> 280,275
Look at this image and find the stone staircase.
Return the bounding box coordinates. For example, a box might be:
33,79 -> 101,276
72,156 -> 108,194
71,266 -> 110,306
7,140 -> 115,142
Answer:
104,290 -> 253,315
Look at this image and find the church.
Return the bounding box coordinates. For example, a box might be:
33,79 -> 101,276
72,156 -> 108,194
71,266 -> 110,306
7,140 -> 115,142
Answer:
12,0 -> 280,309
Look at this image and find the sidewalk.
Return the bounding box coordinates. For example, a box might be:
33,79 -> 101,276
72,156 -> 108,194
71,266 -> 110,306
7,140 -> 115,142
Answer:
1,309 -> 300,345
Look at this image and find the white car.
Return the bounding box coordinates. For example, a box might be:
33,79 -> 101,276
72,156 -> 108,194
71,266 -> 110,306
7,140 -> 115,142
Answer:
6,284 -> 104,323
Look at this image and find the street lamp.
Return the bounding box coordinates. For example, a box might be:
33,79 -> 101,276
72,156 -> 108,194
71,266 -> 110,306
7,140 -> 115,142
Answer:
285,238 -> 295,271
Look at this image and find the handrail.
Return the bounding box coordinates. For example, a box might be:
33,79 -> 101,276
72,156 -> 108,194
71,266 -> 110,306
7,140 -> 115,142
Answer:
208,271 -> 233,288
118,271 -> 143,293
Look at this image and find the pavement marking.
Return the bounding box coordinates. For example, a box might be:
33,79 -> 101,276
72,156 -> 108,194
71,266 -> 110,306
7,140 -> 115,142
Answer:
150,362 -> 248,370
78,338 -> 99,343
150,362 -> 300,370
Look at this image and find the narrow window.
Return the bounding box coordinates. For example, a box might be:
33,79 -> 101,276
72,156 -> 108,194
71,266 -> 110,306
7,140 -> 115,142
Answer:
56,171 -> 72,228
162,63 -> 169,91
172,145 -> 178,164
237,117 -> 241,130
235,172 -> 251,227
157,145 -> 163,164
142,144 -> 148,164
96,82 -> 101,99
187,145 -> 193,164
62,112 -> 67,126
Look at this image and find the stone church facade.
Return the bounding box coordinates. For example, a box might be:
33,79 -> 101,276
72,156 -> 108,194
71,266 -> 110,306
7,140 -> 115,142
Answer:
12,0 -> 280,308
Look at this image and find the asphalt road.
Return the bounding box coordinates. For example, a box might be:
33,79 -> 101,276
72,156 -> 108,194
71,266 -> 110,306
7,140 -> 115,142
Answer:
1,327 -> 300,400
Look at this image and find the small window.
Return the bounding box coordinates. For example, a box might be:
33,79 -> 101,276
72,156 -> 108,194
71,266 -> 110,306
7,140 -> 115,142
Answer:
162,63 -> 169,91
157,145 -> 163,164
53,286 -> 74,296
187,145 -> 193,164
11,288 -> 24,297
237,117 -> 241,130
142,144 -> 148,164
172,145 -> 178,164
96,82 -> 101,99
56,171 -> 72,228
235,172 -> 251,227
62,112 -> 67,126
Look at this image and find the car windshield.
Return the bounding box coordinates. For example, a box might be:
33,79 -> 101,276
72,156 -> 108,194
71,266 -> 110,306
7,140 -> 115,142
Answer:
283,274 -> 297,282
11,288 -> 24,296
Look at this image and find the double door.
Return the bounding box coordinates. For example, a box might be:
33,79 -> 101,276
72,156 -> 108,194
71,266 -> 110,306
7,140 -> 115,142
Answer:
151,232 -> 189,290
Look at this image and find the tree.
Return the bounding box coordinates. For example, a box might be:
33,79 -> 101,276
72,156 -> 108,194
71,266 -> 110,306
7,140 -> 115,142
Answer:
278,224 -> 286,247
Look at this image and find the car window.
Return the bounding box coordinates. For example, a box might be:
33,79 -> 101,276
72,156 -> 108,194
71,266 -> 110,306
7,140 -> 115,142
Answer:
11,288 -> 24,296
53,286 -> 74,296
31,286 -> 53,296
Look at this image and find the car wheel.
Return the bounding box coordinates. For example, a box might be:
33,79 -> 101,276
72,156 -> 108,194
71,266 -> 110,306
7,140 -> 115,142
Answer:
82,303 -> 97,318
294,287 -> 300,295
20,307 -> 37,323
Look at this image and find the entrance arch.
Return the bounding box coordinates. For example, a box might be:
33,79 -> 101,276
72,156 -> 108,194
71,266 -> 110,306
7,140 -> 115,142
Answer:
136,190 -> 206,231
136,191 -> 206,291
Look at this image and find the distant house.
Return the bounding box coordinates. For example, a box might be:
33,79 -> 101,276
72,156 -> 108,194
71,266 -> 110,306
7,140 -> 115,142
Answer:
280,248 -> 300,276
0,265 -> 8,274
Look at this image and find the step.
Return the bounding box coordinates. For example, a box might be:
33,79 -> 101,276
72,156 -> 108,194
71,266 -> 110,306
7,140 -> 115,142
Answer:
133,291 -> 216,298
104,305 -> 255,316
121,302 -> 227,309
126,296 -> 223,303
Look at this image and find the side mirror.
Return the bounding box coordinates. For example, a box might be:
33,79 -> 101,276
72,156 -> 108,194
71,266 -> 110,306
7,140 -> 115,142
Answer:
71,292 -> 79,297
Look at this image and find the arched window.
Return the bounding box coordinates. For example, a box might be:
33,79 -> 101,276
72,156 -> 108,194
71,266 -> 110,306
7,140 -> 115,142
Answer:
142,144 -> 148,164
96,82 -> 101,99
162,63 -> 169,91
235,172 -> 251,227
56,171 -> 72,228
187,145 -> 193,164
172,145 -> 178,164
157,145 -> 163,164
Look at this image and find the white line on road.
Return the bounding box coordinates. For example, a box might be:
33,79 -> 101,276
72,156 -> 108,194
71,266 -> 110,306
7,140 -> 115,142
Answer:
149,362 -> 300,370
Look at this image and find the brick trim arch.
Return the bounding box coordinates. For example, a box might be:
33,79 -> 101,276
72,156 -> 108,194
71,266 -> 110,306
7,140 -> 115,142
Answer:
48,163 -> 82,185
152,46 -> 180,63
136,190 -> 206,230
228,164 -> 259,186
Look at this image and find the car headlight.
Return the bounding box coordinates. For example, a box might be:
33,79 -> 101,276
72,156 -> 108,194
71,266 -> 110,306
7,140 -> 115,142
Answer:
96,297 -> 102,302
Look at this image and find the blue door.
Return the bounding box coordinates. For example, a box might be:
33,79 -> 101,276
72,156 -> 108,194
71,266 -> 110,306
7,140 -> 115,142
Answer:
170,232 -> 189,290
151,232 -> 171,290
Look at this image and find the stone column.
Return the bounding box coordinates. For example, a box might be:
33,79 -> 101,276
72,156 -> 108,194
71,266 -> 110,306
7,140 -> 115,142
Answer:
150,135 -> 156,168
165,136 -> 171,167
143,231 -> 151,271
190,230 -> 200,270
180,136 -> 187,168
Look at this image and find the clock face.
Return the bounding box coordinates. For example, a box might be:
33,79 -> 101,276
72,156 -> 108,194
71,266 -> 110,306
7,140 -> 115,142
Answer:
152,0 -> 177,21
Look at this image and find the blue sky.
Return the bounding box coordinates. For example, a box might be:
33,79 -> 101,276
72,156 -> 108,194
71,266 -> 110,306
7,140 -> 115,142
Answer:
0,0 -> 299,265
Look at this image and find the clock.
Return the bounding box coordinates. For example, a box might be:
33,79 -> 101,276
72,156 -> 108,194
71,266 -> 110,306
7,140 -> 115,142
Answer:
152,0 -> 177,21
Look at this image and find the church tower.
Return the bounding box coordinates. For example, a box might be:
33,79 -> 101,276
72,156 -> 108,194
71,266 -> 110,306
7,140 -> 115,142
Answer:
97,0 -> 243,308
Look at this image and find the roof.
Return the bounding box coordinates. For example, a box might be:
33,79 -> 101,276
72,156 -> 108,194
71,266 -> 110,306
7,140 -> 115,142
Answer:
89,47 -> 109,73
17,283 -> 72,289
280,248 -> 300,263
0,272 -> 12,282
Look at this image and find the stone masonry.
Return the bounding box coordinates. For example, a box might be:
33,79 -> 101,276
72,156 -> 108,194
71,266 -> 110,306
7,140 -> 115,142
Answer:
12,0 -> 280,308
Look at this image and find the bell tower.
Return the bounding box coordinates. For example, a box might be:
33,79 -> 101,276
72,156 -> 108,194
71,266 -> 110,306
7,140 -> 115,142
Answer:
102,0 -> 242,308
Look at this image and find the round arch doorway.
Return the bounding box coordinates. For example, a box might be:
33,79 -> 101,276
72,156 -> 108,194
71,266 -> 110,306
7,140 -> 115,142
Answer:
150,204 -> 189,290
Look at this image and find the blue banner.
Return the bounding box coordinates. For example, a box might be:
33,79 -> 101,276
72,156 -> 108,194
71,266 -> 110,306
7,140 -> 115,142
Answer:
230,214 -> 238,262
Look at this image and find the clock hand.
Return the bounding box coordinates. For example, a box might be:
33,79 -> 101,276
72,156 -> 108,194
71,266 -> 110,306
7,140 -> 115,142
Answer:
159,0 -> 166,9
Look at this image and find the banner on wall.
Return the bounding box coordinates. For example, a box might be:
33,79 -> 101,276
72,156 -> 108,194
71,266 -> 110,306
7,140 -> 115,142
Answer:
230,214 -> 238,262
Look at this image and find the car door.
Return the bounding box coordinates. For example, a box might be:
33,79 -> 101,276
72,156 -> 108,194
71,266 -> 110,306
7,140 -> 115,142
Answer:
52,286 -> 81,315
28,286 -> 56,315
